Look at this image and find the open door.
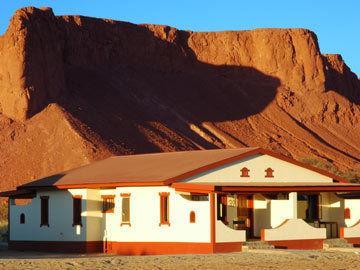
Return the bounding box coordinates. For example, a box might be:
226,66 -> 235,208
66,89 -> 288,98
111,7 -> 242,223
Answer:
237,195 -> 254,239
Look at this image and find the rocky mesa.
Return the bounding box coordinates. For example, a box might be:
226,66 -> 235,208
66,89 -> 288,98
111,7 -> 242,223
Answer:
0,7 -> 359,190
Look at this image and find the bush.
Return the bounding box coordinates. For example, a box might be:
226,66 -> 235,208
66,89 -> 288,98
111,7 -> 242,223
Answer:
301,158 -> 360,182
0,201 -> 7,222
0,221 -> 7,242
0,202 -> 8,241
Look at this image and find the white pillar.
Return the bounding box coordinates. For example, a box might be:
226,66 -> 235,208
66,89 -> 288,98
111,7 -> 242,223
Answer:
289,192 -> 298,219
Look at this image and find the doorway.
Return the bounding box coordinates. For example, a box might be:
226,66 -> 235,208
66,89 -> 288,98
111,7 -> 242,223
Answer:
236,195 -> 254,238
217,194 -> 255,238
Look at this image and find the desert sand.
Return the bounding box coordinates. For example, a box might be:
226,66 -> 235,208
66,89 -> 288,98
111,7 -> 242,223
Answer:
0,248 -> 359,270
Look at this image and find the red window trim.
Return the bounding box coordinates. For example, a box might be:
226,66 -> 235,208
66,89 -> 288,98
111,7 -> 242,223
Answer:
265,167 -> 274,178
40,196 -> 49,227
101,195 -> 115,199
72,195 -> 83,227
159,192 -> 170,226
190,211 -> 196,223
240,167 -> 250,177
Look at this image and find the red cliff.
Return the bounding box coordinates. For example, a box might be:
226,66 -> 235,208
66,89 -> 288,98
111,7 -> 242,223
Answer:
0,7 -> 359,189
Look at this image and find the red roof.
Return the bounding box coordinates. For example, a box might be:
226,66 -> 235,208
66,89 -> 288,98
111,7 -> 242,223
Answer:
17,147 -> 346,190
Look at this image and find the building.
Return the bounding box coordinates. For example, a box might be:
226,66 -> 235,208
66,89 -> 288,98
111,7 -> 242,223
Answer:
2,147 -> 360,255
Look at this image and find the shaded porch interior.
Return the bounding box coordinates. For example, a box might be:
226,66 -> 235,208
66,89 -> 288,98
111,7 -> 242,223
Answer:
217,191 -> 360,240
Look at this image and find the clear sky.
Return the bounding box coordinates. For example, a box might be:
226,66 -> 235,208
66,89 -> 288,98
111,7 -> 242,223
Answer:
1,0 -> 359,75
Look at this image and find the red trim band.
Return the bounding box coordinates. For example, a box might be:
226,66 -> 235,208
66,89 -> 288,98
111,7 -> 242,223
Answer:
9,241 -> 103,253
267,239 -> 324,250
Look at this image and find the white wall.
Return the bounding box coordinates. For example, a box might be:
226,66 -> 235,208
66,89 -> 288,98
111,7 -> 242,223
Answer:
270,192 -> 297,227
344,199 -> 360,227
10,187 -> 212,243
263,219 -> 326,241
104,186 -> 211,243
342,221 -> 360,238
184,154 -> 332,183
10,189 -> 89,241
254,194 -> 271,237
85,189 -> 103,241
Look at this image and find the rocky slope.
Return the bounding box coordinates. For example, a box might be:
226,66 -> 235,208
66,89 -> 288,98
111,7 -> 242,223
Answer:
0,7 -> 359,190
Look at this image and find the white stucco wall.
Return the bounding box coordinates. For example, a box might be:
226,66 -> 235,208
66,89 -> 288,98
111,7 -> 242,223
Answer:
10,187 -> 212,243
344,199 -> 360,227
270,192 -> 297,228
263,219 -> 326,241
104,186 -> 211,243
215,220 -> 246,243
10,189 -> 89,241
253,194 -> 271,237
183,154 -> 332,183
342,221 -> 360,238
85,189 -> 103,241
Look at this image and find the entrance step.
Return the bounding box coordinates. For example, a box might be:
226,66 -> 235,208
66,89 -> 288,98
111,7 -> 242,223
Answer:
324,238 -> 353,248
243,240 -> 274,250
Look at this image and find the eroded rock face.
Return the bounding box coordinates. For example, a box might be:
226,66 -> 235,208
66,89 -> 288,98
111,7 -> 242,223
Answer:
0,7 -> 359,189
0,7 -> 66,121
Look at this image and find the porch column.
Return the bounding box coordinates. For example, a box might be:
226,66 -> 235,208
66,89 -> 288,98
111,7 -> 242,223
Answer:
289,192 -> 298,219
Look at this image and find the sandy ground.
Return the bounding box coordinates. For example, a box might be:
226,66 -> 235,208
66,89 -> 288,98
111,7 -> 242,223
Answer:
0,248 -> 360,270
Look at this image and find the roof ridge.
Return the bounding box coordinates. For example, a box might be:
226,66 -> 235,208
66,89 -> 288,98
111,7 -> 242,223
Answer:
109,147 -> 260,159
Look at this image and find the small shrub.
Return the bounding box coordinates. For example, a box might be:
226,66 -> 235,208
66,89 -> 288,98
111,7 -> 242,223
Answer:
301,157 -> 360,182
0,221 -> 7,242
0,201 -> 7,222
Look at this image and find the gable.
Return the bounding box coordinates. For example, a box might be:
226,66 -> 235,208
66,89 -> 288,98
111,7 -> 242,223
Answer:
182,154 -> 333,184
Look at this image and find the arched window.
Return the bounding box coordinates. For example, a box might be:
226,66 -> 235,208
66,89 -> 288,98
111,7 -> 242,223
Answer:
240,167 -> 250,177
20,213 -> 25,224
190,211 -> 196,223
265,168 -> 274,178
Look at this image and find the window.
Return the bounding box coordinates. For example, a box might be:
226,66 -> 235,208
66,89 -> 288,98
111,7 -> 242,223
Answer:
190,211 -> 196,223
40,196 -> 49,227
190,194 -> 209,201
102,195 -> 115,213
240,167 -> 250,177
73,196 -> 82,226
265,167 -> 274,178
159,192 -> 170,225
121,193 -> 131,225
20,213 -> 25,224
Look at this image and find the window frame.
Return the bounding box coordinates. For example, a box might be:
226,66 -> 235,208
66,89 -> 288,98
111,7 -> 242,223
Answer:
159,192 -> 170,226
240,167 -> 250,177
72,195 -> 83,227
120,193 -> 131,226
189,211 -> 196,223
40,196 -> 49,227
265,167 -> 274,178
102,195 -> 115,213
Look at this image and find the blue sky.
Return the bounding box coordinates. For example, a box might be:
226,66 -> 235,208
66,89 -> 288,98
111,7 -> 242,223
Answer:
1,1 -> 359,75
